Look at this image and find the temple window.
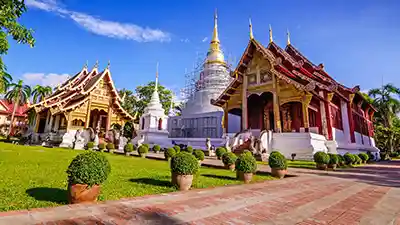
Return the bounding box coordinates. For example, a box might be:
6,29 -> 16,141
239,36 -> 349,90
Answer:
72,119 -> 85,127
247,73 -> 257,85
309,109 -> 318,128
158,118 -> 162,130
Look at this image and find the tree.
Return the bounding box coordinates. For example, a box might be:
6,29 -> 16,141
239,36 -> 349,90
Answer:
135,81 -> 173,116
369,84 -> 400,153
118,88 -> 137,116
0,0 -> 35,93
32,85 -> 52,103
5,79 -> 30,137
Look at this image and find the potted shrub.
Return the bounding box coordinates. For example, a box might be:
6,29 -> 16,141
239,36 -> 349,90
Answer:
313,151 -> 330,170
153,145 -> 161,153
344,152 -> 355,165
87,142 -> 94,151
291,153 -> 296,161
358,152 -> 369,163
98,143 -> 106,152
165,147 -> 176,160
269,151 -> 288,178
173,145 -> 181,154
354,154 -> 362,164
124,143 -> 134,156
337,154 -> 345,167
66,151 -> 111,204
222,152 -> 237,171
216,147 -> 227,160
170,152 -> 199,191
235,153 -> 257,183
193,149 -> 205,165
138,145 -> 148,158
243,150 -> 253,156
328,153 -> 339,170
185,146 -> 193,154
106,143 -> 115,153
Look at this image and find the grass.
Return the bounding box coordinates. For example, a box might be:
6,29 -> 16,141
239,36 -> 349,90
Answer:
0,142 -> 273,212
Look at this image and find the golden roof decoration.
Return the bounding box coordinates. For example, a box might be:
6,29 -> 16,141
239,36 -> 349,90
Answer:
287,29 -> 291,45
269,24 -> 273,43
249,18 -> 254,40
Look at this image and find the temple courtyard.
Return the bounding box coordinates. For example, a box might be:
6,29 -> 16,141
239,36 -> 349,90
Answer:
0,143 -> 399,224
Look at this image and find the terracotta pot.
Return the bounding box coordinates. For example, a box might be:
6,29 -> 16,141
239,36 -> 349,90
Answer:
88,148 -> 93,151
217,156 -> 221,160
171,172 -> 193,191
67,183 -> 100,204
236,171 -> 253,183
125,152 -> 130,156
271,168 -> 287,179
316,163 -> 327,170
100,149 -> 104,152
225,164 -> 235,171
328,164 -> 337,170
140,153 -> 146,158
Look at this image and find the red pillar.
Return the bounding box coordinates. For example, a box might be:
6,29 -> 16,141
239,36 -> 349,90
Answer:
325,101 -> 333,140
347,102 -> 356,143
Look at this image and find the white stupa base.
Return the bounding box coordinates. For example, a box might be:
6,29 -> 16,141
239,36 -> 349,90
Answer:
136,129 -> 173,148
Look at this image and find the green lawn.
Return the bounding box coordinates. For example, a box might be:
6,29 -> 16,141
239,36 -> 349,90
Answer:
0,143 -> 273,212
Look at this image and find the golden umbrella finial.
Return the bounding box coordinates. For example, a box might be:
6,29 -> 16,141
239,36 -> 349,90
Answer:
249,18 -> 254,40
269,24 -> 273,43
107,60 -> 110,70
84,60 -> 88,69
94,60 -> 99,68
287,29 -> 291,45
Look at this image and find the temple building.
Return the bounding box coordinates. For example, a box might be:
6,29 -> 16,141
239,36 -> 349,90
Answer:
211,22 -> 379,159
28,62 -> 135,147
168,11 -> 240,144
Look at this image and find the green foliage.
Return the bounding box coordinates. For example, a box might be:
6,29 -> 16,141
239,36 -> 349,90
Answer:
98,143 -> 106,150
135,82 -> 174,116
164,147 -> 176,160
66,151 -> 111,187
344,153 -> 356,165
5,80 -> 31,136
184,146 -> 193,154
173,145 -> 181,153
216,147 -> 227,158
328,154 -> 339,165
124,143 -> 134,153
367,151 -> 374,161
235,153 -> 257,173
170,152 -> 199,175
138,145 -> 149,154
354,154 -> 362,164
152,145 -> 161,152
243,150 -> 253,157
87,142 -> 94,149
106,143 -> 115,150
118,89 -> 137,116
268,151 -> 288,170
222,152 -> 237,166
32,85 -> 52,104
313,151 -> 330,164
142,144 -> 150,149
337,154 -> 345,164
193,149 -> 205,161
358,152 -> 369,162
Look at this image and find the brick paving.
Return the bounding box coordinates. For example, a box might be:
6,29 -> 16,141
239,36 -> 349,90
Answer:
1,158 -> 400,225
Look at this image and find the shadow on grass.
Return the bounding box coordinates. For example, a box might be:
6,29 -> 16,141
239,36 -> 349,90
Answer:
201,174 -> 236,180
26,187 -> 68,204
129,178 -> 172,187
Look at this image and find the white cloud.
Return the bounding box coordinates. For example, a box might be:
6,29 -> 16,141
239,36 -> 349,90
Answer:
26,0 -> 171,42
23,73 -> 70,88
180,38 -> 190,43
202,37 -> 208,42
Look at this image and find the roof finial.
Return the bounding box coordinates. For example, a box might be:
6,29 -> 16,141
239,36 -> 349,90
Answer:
249,18 -> 254,40
94,60 -> 99,68
211,9 -> 219,43
107,60 -> 110,70
269,24 -> 273,43
155,62 -> 159,92
84,60 -> 88,69
287,29 -> 291,45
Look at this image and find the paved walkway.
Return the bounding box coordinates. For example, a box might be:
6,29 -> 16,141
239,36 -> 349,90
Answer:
1,159 -> 400,225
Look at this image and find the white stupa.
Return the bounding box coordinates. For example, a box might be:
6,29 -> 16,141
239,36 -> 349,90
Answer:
135,63 -> 172,148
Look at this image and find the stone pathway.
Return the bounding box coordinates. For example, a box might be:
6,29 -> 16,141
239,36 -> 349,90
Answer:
1,159 -> 400,225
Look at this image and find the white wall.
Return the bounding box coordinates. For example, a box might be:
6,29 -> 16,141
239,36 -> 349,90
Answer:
332,128 -> 346,144
227,113 -> 241,134
362,134 -> 371,146
340,100 -> 351,143
355,132 -> 363,145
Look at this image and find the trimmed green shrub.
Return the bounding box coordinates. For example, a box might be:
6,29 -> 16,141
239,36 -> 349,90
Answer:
138,145 -> 149,155
358,152 -> 369,162
98,143 -> 106,150
243,150 -> 253,157
153,145 -> 161,152
216,147 -> 227,159
193,149 -> 205,161
164,147 -> 176,160
222,152 -> 237,166
142,144 -> 150,149
313,151 -> 330,164
184,146 -> 193,154
337,154 -> 345,165
328,153 -> 339,165
124,143 -> 134,153
344,153 -> 355,165
235,153 -> 257,173
106,143 -> 115,150
367,151 -> 374,161
66,151 -> 111,187
87,142 -> 94,150
354,154 -> 362,164
173,145 -> 181,153
170,152 -> 199,175
269,151 -> 288,170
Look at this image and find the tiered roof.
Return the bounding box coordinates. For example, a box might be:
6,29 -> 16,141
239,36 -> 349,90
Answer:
211,33 -> 370,109
30,63 -> 135,120
0,100 -> 29,117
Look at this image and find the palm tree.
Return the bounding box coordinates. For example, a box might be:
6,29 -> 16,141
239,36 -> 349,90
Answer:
5,80 -> 31,137
369,83 -> 400,153
32,85 -> 52,104
0,71 -> 12,93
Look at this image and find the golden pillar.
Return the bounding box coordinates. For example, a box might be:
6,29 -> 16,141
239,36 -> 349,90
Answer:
241,74 -> 248,130
302,93 -> 313,132
106,105 -> 112,130
85,99 -> 91,128
272,74 -> 281,132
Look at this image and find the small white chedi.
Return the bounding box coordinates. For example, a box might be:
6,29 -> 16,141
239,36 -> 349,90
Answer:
132,63 -> 172,148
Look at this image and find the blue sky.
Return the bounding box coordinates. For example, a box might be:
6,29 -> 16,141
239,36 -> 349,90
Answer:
4,0 -> 400,97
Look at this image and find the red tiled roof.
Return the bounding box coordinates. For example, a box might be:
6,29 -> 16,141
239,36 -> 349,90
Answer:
0,100 -> 29,117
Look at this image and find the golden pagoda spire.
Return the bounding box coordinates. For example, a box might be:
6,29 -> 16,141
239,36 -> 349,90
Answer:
269,24 -> 273,43
249,18 -> 254,40
287,29 -> 291,45
211,9 -> 220,44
